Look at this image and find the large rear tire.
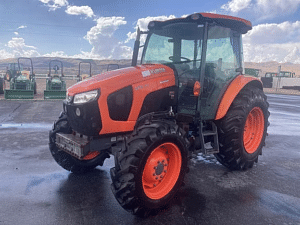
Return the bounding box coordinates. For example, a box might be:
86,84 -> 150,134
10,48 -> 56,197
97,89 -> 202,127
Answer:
110,120 -> 188,216
49,112 -> 110,174
215,86 -> 269,170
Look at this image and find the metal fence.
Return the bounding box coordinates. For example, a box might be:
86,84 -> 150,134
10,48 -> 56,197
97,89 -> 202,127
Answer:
0,63 -> 129,80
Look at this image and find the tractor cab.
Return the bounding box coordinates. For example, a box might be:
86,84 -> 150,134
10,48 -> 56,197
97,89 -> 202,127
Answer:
135,13 -> 250,120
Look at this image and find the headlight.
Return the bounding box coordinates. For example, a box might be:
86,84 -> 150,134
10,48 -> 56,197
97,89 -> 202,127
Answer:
73,89 -> 99,104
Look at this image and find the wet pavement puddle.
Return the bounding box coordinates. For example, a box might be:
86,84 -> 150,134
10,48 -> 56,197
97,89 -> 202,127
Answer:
0,123 -> 52,129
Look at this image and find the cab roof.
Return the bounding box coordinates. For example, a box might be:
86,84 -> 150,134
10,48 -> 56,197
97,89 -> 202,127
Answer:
148,12 -> 252,34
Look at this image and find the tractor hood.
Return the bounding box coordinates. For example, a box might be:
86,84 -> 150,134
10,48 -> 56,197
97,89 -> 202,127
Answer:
67,64 -> 175,96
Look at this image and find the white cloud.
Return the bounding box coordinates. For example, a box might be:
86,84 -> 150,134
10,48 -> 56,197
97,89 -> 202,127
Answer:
3,37 -> 40,58
243,21 -> 300,63
256,0 -> 300,19
221,0 -> 252,13
7,38 -> 37,50
126,15 -> 176,43
244,21 -> 300,44
244,43 -> 300,63
17,25 -> 27,30
43,51 -> 68,58
14,32 -> 19,36
83,17 -> 132,59
39,0 -> 68,11
65,5 -> 94,18
0,17 -> 132,60
222,0 -> 300,20
39,0 -> 50,3
0,49 -> 14,60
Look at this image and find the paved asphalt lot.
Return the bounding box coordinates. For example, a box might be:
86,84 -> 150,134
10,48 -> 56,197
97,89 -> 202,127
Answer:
0,94 -> 300,225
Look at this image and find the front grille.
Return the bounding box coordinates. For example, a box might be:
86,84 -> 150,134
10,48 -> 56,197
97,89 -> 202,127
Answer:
64,100 -> 102,136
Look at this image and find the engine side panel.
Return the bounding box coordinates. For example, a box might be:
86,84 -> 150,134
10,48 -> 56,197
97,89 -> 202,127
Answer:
89,65 -> 176,135
138,86 -> 177,117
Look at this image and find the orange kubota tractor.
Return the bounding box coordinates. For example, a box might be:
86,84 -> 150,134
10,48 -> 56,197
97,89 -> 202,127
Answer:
49,13 -> 269,216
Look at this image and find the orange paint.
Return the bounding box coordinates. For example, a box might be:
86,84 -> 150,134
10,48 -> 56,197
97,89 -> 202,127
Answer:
83,151 -> 100,160
215,75 -> 261,120
200,12 -> 252,28
67,64 -> 175,135
193,81 -> 201,96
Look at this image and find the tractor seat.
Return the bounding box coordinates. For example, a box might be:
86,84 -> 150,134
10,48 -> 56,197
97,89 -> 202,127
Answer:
205,63 -> 217,78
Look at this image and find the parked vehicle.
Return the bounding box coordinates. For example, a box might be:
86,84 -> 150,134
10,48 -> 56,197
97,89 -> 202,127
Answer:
49,13 -> 269,216
44,60 -> 66,99
5,57 -> 36,99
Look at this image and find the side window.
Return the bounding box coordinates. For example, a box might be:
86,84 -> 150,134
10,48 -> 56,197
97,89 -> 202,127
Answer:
206,26 -> 240,81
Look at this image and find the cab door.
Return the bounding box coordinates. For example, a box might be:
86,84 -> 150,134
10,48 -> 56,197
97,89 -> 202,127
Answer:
200,25 -> 243,120
176,38 -> 202,117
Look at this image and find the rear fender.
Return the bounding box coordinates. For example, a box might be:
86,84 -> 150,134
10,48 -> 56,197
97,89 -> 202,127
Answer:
215,75 -> 263,120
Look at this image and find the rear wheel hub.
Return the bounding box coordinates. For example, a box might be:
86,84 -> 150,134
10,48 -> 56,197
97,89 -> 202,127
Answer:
243,107 -> 265,154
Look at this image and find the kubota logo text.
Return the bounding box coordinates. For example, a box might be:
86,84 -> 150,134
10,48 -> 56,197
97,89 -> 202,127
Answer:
142,68 -> 166,77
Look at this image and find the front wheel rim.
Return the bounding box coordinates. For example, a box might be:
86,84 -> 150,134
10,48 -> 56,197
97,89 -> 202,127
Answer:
243,107 -> 265,154
142,142 -> 182,200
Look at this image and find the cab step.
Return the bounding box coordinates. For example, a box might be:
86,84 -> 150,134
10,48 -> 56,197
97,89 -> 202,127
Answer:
199,121 -> 219,154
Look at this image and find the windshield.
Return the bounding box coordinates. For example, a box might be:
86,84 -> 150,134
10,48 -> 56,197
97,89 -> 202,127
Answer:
142,23 -> 203,67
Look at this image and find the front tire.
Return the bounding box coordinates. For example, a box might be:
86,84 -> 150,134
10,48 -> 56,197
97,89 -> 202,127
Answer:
215,86 -> 269,170
49,112 -> 109,173
34,82 -> 37,94
110,120 -> 188,216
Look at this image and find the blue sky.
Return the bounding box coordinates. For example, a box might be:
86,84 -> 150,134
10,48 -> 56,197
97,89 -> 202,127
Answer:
1,0 -> 300,63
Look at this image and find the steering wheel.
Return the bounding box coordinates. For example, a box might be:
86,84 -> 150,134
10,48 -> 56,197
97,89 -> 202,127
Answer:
169,56 -> 191,63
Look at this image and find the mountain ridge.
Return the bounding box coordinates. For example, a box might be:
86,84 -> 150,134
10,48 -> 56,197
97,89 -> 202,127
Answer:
0,57 -> 299,77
